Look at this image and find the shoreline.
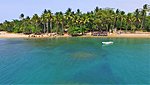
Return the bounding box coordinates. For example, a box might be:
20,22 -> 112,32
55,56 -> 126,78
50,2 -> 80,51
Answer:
80,33 -> 150,38
0,31 -> 150,39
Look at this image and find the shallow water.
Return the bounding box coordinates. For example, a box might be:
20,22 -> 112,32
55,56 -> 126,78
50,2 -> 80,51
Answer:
0,38 -> 150,84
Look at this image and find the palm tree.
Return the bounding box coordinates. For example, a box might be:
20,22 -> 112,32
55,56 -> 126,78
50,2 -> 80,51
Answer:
55,12 -> 60,34
44,10 -> 53,33
126,13 -> 132,32
65,8 -> 73,30
95,6 -> 99,13
31,14 -> 40,33
120,11 -> 125,31
66,8 -> 72,15
88,11 -> 95,33
126,13 -> 136,32
105,9 -> 115,32
20,13 -> 24,20
134,9 -> 140,30
19,13 -> 25,32
76,9 -> 82,15
23,16 -> 31,34
48,10 -> 53,33
141,4 -> 148,30
3,20 -> 13,32
41,12 -> 47,33
59,12 -> 64,35
114,9 -> 120,31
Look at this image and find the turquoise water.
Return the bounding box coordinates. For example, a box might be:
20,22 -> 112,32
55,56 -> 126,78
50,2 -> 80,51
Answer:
0,38 -> 150,84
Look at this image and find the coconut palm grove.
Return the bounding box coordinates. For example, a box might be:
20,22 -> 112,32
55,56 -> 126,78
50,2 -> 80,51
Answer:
0,4 -> 150,36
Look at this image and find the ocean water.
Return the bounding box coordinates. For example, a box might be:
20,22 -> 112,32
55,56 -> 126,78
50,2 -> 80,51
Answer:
0,38 -> 150,84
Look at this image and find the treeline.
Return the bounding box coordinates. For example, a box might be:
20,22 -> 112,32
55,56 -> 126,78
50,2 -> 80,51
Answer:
0,4 -> 150,35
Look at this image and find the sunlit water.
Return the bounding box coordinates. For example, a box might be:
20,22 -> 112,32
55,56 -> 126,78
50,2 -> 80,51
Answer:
0,38 -> 150,84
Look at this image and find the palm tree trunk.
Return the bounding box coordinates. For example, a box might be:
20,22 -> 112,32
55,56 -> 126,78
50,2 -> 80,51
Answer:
35,23 -> 37,33
142,16 -> 146,30
47,22 -> 49,33
50,21 -> 52,33
56,21 -> 59,34
114,16 -> 117,28
125,24 -> 128,33
44,23 -> 46,33
62,21 -> 64,35
120,18 -> 122,31
141,12 -> 146,30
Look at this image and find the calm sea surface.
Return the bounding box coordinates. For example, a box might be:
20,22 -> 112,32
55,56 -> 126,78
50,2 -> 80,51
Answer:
0,38 -> 150,84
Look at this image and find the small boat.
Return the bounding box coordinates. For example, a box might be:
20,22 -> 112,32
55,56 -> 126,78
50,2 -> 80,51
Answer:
102,41 -> 113,45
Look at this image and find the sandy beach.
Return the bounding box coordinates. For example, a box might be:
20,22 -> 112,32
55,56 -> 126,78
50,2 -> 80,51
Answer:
0,31 -> 71,38
0,31 -> 28,38
0,31 -> 150,38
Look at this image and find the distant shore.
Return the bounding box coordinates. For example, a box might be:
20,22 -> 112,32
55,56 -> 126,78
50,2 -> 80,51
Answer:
0,31 -> 150,38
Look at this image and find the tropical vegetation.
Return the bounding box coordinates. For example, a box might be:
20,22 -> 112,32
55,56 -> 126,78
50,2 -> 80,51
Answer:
0,4 -> 150,36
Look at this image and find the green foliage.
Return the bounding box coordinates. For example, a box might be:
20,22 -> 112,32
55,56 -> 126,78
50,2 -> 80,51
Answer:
145,16 -> 150,31
0,24 -> 4,31
1,4 -> 150,34
68,26 -> 81,35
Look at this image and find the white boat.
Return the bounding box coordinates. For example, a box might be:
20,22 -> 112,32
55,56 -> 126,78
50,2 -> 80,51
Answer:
102,41 -> 113,45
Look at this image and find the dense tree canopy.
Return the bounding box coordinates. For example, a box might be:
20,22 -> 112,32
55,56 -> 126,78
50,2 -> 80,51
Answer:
0,4 -> 150,35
